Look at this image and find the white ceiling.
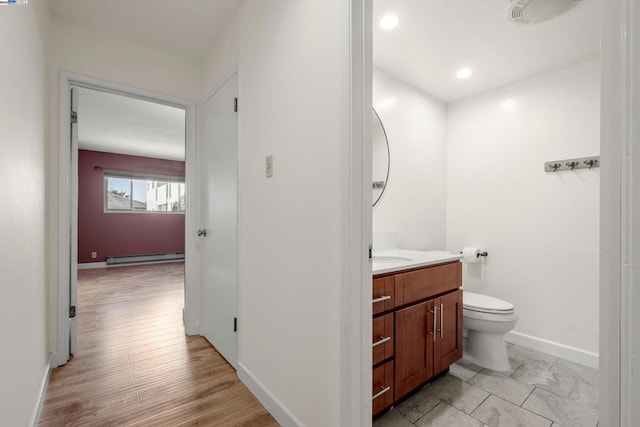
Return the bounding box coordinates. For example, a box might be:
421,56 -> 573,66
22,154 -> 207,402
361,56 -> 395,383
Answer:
373,0 -> 601,103
50,0 -> 239,160
53,0 -> 600,158
77,88 -> 186,161
49,0 -> 240,61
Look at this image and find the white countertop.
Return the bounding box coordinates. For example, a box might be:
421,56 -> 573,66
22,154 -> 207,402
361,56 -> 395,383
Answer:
372,249 -> 463,275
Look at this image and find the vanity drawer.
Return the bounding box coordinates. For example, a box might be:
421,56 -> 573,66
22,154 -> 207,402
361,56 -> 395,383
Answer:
372,360 -> 394,417
395,262 -> 461,306
373,276 -> 395,314
372,313 -> 394,365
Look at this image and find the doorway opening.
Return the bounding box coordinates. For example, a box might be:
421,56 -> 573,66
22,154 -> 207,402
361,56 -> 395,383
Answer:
370,0 -> 601,424
72,86 -> 187,354
55,72 -> 198,368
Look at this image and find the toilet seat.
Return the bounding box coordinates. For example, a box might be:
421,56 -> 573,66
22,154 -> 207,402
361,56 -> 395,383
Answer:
463,291 -> 514,314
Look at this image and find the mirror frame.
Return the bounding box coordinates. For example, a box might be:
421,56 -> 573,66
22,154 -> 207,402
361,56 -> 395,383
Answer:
372,107 -> 390,207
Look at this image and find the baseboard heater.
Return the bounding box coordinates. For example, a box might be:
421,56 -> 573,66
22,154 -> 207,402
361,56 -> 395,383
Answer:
106,252 -> 185,265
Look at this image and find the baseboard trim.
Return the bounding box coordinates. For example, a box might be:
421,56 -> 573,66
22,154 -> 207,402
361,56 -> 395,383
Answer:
237,361 -> 303,427
505,330 -> 599,369
30,352 -> 53,426
77,259 -> 185,270
77,262 -> 107,269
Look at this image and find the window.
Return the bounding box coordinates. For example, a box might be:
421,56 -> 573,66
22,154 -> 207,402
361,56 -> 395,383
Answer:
105,174 -> 185,213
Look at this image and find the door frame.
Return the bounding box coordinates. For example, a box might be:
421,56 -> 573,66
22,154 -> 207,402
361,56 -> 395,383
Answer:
54,71 -> 198,367
600,0 -> 639,424
343,0 -> 372,425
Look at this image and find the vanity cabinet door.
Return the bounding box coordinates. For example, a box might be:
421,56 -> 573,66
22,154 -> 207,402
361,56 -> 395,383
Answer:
433,289 -> 463,374
394,300 -> 434,401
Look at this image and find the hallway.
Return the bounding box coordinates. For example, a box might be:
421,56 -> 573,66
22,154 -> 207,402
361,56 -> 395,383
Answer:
38,263 -> 276,426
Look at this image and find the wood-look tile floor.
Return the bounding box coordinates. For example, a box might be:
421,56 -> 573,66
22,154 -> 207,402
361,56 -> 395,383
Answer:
38,262 -> 278,427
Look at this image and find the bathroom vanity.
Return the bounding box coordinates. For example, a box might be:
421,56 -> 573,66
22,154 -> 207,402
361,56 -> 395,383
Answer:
371,250 -> 463,417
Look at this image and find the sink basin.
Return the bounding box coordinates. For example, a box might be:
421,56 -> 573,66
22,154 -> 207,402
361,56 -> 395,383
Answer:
373,255 -> 413,263
372,249 -> 464,275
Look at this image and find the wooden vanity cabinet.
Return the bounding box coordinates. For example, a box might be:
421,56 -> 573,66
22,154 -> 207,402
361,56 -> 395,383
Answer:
372,261 -> 462,417
395,288 -> 463,400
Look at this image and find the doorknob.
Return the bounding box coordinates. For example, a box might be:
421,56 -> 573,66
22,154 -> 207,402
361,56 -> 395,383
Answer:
197,229 -> 207,237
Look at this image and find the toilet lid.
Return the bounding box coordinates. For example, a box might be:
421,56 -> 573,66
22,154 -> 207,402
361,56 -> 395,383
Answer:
463,291 -> 514,313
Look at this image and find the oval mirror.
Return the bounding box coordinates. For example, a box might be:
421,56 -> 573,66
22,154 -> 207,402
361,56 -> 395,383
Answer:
372,108 -> 390,207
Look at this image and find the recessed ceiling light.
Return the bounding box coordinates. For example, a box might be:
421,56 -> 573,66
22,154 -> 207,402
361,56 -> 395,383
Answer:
379,14 -> 399,30
501,99 -> 517,110
456,68 -> 473,80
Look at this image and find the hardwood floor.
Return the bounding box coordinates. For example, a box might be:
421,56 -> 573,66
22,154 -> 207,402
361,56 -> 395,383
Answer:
38,263 -> 277,427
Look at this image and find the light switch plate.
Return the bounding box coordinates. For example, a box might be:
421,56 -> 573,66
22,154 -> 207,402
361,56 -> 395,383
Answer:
266,155 -> 273,178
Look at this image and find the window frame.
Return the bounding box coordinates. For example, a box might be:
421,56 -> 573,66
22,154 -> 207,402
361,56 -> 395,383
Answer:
103,172 -> 185,214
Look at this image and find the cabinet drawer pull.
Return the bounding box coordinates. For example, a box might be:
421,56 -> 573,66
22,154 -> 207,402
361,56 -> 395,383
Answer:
440,303 -> 444,338
372,295 -> 391,304
372,336 -> 391,348
372,385 -> 391,400
430,307 -> 439,342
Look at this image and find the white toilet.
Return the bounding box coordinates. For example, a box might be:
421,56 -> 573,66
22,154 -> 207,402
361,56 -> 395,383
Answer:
462,291 -> 518,371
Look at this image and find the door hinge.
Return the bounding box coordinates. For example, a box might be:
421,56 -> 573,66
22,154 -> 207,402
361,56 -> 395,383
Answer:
70,111 -> 78,124
369,244 -> 373,262
69,305 -> 76,319
233,317 -> 237,332
234,97 -> 238,113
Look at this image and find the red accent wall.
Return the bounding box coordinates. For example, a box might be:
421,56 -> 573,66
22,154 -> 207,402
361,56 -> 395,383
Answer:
78,150 -> 185,264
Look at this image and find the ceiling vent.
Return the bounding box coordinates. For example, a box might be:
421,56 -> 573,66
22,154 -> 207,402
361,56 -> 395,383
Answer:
508,0 -> 583,25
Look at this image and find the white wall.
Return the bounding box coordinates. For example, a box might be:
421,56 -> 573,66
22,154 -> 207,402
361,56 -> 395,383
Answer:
372,69 -> 447,250
50,16 -> 202,101
47,17 -> 202,353
447,59 -> 601,355
202,2 -> 353,425
0,1 -> 51,424
201,5 -> 239,95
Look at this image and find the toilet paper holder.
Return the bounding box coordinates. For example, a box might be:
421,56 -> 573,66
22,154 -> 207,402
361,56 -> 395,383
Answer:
459,250 -> 488,258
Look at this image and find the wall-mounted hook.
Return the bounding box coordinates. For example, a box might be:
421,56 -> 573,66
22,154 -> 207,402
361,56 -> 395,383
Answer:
565,161 -> 579,171
584,159 -> 598,169
549,163 -> 561,172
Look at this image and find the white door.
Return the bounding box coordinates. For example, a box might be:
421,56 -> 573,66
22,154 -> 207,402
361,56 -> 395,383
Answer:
70,87 -> 79,354
200,73 -> 239,368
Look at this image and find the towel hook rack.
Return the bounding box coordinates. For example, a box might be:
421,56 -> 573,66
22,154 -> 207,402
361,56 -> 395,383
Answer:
545,156 -> 600,173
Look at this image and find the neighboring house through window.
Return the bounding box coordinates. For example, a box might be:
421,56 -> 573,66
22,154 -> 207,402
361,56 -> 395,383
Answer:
105,174 -> 185,212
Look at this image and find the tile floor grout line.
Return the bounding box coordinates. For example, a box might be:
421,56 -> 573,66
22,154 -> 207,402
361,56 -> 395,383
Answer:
520,385 -> 537,407
469,391 -> 492,417
521,386 -> 564,425
411,400 -> 445,426
468,394 -> 491,425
